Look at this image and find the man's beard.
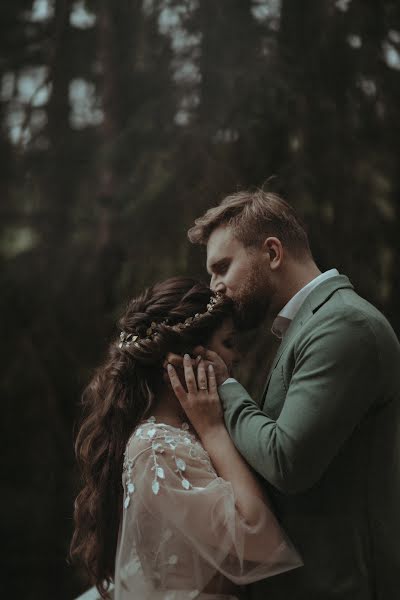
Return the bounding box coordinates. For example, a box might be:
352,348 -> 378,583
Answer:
231,262 -> 273,331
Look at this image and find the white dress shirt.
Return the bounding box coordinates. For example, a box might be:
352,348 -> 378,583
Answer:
222,268 -> 339,386
271,268 -> 339,339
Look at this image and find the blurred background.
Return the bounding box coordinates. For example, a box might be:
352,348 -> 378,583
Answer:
1,0 -> 400,598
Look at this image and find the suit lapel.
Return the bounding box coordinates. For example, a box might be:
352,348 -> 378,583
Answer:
261,275 -> 354,402
261,300 -> 314,400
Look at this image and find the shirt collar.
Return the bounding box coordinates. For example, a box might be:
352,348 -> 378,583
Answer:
271,268 -> 339,339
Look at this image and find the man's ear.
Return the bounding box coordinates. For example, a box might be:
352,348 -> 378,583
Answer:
262,237 -> 283,270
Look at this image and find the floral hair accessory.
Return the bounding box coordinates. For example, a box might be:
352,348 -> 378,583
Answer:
118,291 -> 224,349
118,332 -> 139,349
206,291 -> 224,311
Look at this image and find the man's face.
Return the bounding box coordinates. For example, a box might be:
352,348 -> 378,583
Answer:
206,225 -> 275,329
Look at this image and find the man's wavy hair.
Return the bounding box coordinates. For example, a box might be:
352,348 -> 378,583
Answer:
188,188 -> 311,258
69,277 -> 233,598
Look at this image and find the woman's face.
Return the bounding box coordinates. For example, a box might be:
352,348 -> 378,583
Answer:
207,317 -> 241,376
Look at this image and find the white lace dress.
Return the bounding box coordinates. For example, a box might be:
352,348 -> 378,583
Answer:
113,417 -> 302,599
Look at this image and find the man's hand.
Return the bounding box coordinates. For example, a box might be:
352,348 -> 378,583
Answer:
163,346 -> 229,387
167,355 -> 226,442
192,346 -> 230,386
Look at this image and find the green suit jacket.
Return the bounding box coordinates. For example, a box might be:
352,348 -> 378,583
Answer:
219,274 -> 400,600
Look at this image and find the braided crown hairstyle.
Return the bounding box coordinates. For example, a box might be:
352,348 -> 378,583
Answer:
70,277 -> 233,598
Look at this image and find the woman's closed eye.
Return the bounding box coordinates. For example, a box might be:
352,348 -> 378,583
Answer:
222,338 -> 236,350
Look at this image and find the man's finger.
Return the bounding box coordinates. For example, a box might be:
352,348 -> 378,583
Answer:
192,345 -> 206,357
192,346 -> 220,363
163,353 -> 183,369
167,364 -> 187,404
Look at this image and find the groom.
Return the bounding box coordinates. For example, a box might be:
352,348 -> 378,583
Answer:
171,189 -> 400,599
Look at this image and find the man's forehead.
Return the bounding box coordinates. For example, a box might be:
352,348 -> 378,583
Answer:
206,226 -> 237,261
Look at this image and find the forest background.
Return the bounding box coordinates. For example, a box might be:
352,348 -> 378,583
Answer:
1,0 -> 400,598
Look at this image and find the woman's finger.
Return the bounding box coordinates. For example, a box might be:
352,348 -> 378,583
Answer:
183,354 -> 197,394
163,353 -> 199,370
196,360 -> 208,391
207,364 -> 217,394
167,364 -> 187,405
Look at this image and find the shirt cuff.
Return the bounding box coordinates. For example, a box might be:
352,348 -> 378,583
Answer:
220,377 -> 238,386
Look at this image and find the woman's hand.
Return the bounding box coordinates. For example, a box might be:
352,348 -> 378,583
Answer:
167,354 -> 225,442
192,346 -> 230,385
164,347 -> 229,386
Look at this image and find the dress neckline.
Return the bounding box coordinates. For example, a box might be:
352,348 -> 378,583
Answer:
144,415 -> 193,434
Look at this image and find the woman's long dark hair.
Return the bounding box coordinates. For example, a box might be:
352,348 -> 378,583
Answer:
69,277 -> 233,598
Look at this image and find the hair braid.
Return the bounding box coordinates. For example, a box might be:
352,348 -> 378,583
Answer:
70,277 -> 233,597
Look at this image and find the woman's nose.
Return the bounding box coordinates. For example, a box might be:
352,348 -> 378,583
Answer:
232,348 -> 242,364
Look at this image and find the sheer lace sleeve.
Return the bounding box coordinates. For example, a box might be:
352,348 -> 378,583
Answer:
114,420 -> 302,599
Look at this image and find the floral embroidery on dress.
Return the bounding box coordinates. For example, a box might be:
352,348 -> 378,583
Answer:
119,556 -> 142,579
122,417 -> 216,510
123,456 -> 135,509
115,416 -> 302,599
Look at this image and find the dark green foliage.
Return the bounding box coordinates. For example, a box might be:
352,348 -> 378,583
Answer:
1,0 -> 399,597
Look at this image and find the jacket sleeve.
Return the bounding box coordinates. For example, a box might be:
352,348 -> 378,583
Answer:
219,308 -> 380,494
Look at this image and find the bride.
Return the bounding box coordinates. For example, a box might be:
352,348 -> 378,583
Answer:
70,277 -> 302,599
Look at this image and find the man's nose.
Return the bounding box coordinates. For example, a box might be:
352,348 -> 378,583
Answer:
210,275 -> 226,293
